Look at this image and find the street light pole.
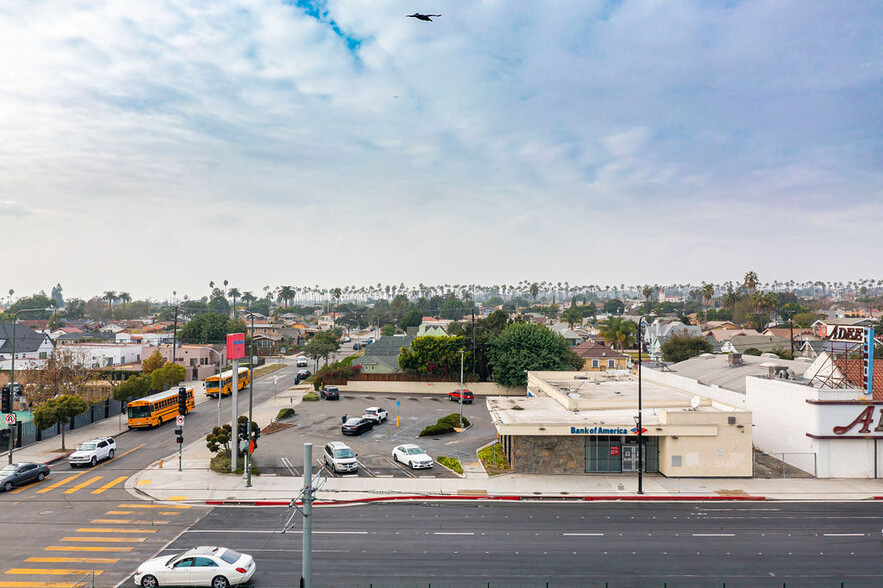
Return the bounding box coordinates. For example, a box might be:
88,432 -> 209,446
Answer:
8,307 -> 52,465
636,317 -> 645,495
458,349 -> 465,427
246,312 -> 256,488
207,348 -> 225,428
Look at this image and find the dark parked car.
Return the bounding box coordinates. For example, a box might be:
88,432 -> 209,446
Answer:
0,462 -> 50,491
295,368 -> 311,385
320,386 -> 340,400
341,417 -> 374,436
449,389 -> 474,404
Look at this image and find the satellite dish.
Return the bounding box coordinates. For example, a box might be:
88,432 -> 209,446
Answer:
690,396 -> 700,409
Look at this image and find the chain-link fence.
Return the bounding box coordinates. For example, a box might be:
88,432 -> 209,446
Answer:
753,450 -> 816,478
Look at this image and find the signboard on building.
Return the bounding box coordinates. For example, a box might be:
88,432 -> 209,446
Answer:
226,333 -> 245,360
827,326 -> 876,397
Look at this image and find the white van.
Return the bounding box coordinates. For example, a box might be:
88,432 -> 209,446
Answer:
323,441 -> 357,474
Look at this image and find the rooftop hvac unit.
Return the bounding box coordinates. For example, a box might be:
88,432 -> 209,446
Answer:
727,353 -> 743,366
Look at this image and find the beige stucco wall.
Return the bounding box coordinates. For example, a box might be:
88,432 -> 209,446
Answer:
658,410 -> 753,477
339,381 -> 524,396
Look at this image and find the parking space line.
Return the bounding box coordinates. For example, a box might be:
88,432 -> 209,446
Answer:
90,519 -> 131,524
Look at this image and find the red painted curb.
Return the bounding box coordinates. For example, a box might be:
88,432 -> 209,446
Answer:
204,494 -> 763,506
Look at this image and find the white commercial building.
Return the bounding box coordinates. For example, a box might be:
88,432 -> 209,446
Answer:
56,343 -> 143,369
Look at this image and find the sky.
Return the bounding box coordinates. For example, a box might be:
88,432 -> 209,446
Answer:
1,0 -> 881,302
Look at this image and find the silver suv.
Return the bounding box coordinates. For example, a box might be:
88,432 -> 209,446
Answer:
69,437 -> 116,468
323,441 -> 357,474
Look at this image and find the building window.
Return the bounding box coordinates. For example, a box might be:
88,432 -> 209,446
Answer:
39,352 -> 48,359
591,359 -> 599,368
672,455 -> 682,467
608,359 -> 615,368
190,358 -> 197,366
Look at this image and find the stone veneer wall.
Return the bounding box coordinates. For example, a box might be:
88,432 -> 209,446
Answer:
510,436 -> 586,474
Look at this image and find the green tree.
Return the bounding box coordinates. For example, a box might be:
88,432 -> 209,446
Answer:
660,334 -> 713,363
399,309 -> 423,330
399,335 -> 468,379
529,283 -> 540,302
141,350 -> 166,375
744,271 -> 759,296
150,363 -> 186,391
207,290 -> 230,315
4,293 -> 54,319
599,317 -> 637,350
304,331 -> 340,368
380,324 -> 396,336
113,374 -> 151,401
488,322 -> 583,387
206,424 -> 233,455
440,298 -> 466,320
64,298 -> 86,319
560,306 -> 584,329
32,394 -> 89,451
603,299 -> 625,316
180,314 -> 247,344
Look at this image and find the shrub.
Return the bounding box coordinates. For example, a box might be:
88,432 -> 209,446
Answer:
210,451 -> 231,474
276,408 -> 296,420
418,413 -> 470,436
303,392 -> 319,401
743,348 -> 763,356
437,456 -> 463,474
477,443 -> 510,475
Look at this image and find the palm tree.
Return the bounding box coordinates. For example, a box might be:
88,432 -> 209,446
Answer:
701,283 -> 715,311
223,279 -> 229,295
529,282 -> 539,303
103,290 -> 117,318
241,291 -> 256,311
277,286 -> 295,308
7,289 -> 13,306
744,271 -> 759,296
599,317 -> 637,350
228,288 -> 241,317
118,292 -> 131,311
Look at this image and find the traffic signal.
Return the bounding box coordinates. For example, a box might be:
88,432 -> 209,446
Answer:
177,387 -> 187,415
238,420 -> 248,441
1,386 -> 10,413
174,427 -> 183,444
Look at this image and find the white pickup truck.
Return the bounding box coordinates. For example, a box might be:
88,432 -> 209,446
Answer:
69,437 -> 116,468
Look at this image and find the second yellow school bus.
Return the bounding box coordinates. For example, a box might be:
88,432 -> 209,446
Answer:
204,366 -> 250,398
127,387 -> 195,429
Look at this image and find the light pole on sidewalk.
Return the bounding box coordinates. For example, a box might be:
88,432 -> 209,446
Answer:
243,312 -> 262,488
207,347 -> 225,428
458,349 -> 465,427
636,316 -> 647,495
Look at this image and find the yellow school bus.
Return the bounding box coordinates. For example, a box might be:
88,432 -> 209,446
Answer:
127,387 -> 195,429
204,367 -> 250,398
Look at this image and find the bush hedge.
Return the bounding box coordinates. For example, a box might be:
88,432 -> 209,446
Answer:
437,456 -> 463,474
276,408 -> 296,420
303,392 -> 319,401
418,413 -> 470,437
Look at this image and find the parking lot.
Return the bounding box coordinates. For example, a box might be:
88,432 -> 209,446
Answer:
254,391 -> 498,479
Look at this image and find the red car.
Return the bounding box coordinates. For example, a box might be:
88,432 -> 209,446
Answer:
449,389 -> 474,404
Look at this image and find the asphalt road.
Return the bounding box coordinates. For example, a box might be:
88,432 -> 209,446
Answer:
120,501 -> 883,588
0,358 -> 304,588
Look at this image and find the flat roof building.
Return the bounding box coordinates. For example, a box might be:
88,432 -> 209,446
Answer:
487,371 -> 752,477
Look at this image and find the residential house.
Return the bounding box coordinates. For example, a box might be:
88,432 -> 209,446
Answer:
645,320 -> 702,360
0,323 -> 55,361
549,323 -> 583,347
421,317 -> 454,330
116,331 -> 175,346
416,324 -> 449,337
55,331 -> 116,344
720,335 -> 790,354
704,328 -> 761,344
153,344 -> 225,381
571,341 -> 628,371
351,334 -> 414,374
702,320 -> 741,330
49,326 -> 83,340
800,340 -> 862,360
56,343 -> 143,369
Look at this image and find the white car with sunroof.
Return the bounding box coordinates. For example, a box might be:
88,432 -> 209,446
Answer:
392,444 -> 434,469
133,546 -> 255,588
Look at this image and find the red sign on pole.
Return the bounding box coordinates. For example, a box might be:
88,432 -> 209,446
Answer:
226,333 -> 245,360
610,446 -> 620,456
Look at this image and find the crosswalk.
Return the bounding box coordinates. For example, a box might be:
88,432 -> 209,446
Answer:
0,500 -> 191,588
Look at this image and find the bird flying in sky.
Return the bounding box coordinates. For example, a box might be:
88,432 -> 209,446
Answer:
407,13 -> 441,22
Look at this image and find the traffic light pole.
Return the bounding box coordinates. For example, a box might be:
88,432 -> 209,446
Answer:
302,443 -> 313,588
178,423 -> 183,472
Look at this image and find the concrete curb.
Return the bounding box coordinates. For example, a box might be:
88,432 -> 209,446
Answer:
200,493 -> 769,507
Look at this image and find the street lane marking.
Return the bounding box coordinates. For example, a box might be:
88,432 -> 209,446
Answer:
158,512 -> 181,516
118,503 -> 190,509
134,520 -> 168,525
44,546 -> 134,553
106,511 -> 133,514
9,477 -> 50,494
91,519 -> 131,524
136,479 -> 151,486
92,476 -> 129,494
562,533 -> 604,536
692,533 -> 735,537
824,533 -> 865,537
0,582 -> 90,588
434,532 -> 474,536
111,443 -> 146,461
64,476 -> 103,494
37,473 -> 85,494
62,537 -> 145,543
26,557 -> 119,564
76,528 -> 158,534
5,569 -> 104,576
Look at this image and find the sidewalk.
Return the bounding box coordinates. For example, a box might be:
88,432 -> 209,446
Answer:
123,385 -> 883,505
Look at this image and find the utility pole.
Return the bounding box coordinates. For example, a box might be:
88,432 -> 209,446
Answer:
246,313 -> 255,488
458,349 -> 465,427
636,317 -> 645,495
231,357 -> 239,472
301,443 -> 313,588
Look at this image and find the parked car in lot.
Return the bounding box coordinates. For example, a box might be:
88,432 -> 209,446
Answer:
320,386 -> 340,400
133,545 -> 255,588
0,462 -> 50,491
352,342 -> 361,351
69,437 -> 116,468
296,356 -> 308,367
392,444 -> 434,469
295,368 -> 311,384
341,417 -> 374,436
449,389 -> 474,404
323,441 -> 358,473
361,406 -> 388,424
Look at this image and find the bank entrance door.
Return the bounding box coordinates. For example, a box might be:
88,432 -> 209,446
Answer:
621,445 -> 639,472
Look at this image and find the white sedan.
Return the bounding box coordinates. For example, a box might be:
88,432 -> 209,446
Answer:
392,444 -> 434,469
134,546 -> 255,588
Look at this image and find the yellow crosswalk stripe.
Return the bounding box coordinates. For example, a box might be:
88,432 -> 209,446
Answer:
62,537 -> 145,543
134,520 -> 168,525
76,527 -> 157,534
91,519 -> 130,524
106,510 -> 133,514
26,557 -> 119,564
8,476 -> 49,494
63,476 -> 103,494
0,582 -> 90,587
117,503 -> 190,509
158,511 -> 181,516
44,546 -> 133,553
91,476 -> 128,494
37,473 -> 85,494
5,569 -> 103,576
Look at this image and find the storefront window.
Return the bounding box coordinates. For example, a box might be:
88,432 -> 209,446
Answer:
585,437 -> 622,473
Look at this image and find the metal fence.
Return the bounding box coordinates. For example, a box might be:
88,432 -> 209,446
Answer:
753,451 -> 817,478
9,398 -> 127,450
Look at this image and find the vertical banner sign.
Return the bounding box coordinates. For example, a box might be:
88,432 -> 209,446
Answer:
227,333 -> 245,361
865,327 -> 875,397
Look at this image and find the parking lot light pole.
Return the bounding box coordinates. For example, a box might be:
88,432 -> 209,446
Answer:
458,349 -> 465,427
8,307 -> 52,465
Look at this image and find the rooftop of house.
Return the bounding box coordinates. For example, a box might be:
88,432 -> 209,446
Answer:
571,341 -> 627,359
648,353 -> 814,394
704,328 -> 761,343
0,323 -> 51,353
